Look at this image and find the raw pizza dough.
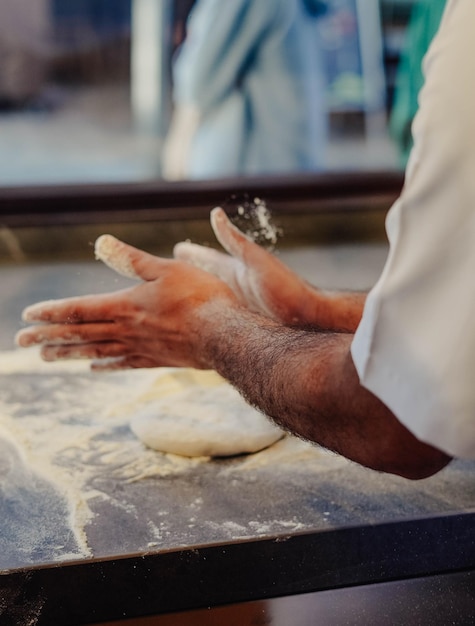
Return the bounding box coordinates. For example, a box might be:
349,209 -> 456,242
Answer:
128,369 -> 284,457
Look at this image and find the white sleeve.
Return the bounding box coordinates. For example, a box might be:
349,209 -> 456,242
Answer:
351,0 -> 475,459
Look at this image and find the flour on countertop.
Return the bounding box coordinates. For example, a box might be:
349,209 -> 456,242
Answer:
0,349 -> 211,562
0,348 -> 348,567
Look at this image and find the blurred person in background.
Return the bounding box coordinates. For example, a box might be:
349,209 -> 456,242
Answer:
0,0 -> 49,109
162,0 -> 328,180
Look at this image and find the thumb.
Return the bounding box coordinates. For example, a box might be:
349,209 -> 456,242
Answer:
94,235 -> 162,281
210,207 -> 260,263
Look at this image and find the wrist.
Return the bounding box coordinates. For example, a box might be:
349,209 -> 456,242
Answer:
195,300 -> 278,371
300,288 -> 365,332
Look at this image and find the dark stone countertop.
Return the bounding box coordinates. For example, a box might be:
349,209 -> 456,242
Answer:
0,359 -> 474,625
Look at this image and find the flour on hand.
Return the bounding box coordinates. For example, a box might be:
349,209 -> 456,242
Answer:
94,234 -> 141,280
127,369 -> 284,457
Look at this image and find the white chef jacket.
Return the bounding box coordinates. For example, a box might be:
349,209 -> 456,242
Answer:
351,0 -> 475,459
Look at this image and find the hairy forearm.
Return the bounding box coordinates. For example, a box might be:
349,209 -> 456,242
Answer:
200,304 -> 451,479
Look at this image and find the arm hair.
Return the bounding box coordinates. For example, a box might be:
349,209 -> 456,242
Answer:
200,305 -> 451,479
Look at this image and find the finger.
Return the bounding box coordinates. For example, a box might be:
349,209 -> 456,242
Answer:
210,207 -> 266,265
173,241 -> 232,276
41,341 -> 126,362
15,322 -> 119,348
20,291 -> 127,325
212,207 -> 292,282
174,241 -> 244,293
95,235 -> 168,281
91,355 -> 157,372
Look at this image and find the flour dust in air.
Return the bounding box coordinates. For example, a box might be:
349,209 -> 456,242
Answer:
222,195 -> 282,250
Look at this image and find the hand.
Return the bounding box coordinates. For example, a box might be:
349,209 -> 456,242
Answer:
174,207 -> 319,326
16,235 -> 238,371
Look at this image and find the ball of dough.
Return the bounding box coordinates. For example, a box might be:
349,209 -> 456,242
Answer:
129,369 -> 284,457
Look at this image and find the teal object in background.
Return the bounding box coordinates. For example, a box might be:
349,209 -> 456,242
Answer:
389,0 -> 447,165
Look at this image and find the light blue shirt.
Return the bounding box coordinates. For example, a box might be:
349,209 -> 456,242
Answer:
173,0 -> 327,178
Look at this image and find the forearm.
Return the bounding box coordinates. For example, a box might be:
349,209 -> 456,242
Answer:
199,304 -> 451,479
15,231 -> 450,480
